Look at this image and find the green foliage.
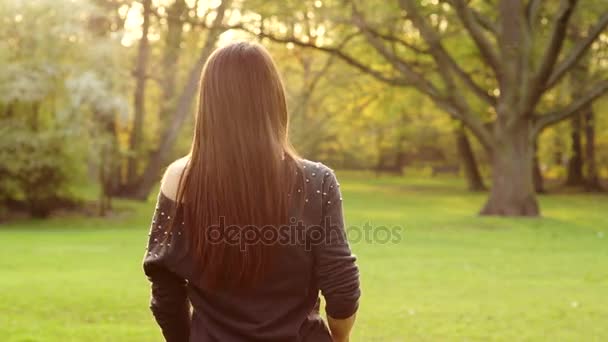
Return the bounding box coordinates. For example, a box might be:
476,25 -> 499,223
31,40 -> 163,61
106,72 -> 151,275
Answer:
0,122 -> 79,217
0,0 -> 128,217
1,0 -> 607,214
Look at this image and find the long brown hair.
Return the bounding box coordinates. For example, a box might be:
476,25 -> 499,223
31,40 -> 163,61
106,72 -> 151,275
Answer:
174,42 -> 302,290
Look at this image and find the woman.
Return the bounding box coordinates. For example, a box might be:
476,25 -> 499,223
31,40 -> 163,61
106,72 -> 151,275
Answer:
143,42 -> 360,342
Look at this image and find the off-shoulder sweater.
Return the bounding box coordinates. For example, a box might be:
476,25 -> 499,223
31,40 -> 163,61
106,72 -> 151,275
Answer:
143,159 -> 360,342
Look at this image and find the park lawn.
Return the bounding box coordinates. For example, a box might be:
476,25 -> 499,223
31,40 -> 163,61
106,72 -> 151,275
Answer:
1,172 -> 607,342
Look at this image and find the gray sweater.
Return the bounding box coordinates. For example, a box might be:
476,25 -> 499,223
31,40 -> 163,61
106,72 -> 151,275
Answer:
143,160 -> 360,341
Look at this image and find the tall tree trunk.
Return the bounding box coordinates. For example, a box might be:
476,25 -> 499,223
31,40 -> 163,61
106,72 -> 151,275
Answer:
127,0 -> 152,184
129,0 -> 232,199
565,112 -> 584,186
455,123 -> 486,191
481,119 -> 539,216
583,106 -> 603,191
159,0 -> 187,119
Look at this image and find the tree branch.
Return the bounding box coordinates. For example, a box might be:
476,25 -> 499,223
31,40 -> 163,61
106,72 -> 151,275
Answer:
348,5 -> 442,98
471,7 -> 497,36
521,0 -> 577,112
184,14 -> 412,87
347,0 -> 495,148
431,97 -> 495,151
526,0 -> 543,29
253,30 -> 413,87
398,0 -> 496,105
535,0 -> 577,88
534,79 -> 608,133
546,11 -> 608,89
451,0 -> 502,81
363,25 -> 430,55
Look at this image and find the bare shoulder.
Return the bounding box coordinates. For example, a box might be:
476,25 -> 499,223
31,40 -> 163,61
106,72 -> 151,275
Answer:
160,156 -> 190,201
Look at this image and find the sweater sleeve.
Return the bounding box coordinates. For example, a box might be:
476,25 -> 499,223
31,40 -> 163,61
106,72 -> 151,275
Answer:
313,170 -> 361,319
143,191 -> 190,342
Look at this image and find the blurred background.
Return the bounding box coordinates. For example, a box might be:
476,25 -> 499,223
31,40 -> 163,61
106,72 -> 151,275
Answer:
0,0 -> 607,341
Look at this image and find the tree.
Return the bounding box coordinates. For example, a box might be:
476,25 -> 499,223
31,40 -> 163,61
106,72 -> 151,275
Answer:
110,0 -> 234,199
0,0 -> 128,217
563,24 -> 606,190
128,0 -> 152,184
240,0 -> 608,216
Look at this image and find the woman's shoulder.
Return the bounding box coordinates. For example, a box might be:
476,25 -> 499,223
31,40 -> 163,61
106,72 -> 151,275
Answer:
299,159 -> 336,178
160,156 -> 190,201
299,158 -> 332,171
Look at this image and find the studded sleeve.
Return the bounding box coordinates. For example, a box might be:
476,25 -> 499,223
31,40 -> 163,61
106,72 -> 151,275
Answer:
143,191 -> 190,342
314,169 -> 361,319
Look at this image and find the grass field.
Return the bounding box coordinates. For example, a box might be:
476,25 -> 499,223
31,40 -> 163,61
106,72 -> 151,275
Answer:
1,172 -> 607,341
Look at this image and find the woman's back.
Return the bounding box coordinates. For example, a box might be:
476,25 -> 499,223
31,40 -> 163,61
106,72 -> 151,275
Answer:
144,158 -> 360,341
142,41 -> 359,341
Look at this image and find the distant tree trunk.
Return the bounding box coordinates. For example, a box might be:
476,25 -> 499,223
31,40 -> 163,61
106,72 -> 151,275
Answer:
374,126 -> 386,177
392,111 -> 409,176
455,123 -> 486,191
100,112 -> 122,215
393,148 -> 406,176
583,106 -> 603,191
127,0 -> 152,184
375,153 -> 386,177
533,140 -> 544,193
565,113 -> 584,186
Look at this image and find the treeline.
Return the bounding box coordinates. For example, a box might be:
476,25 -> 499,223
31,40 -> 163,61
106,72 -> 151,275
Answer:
0,0 -> 607,218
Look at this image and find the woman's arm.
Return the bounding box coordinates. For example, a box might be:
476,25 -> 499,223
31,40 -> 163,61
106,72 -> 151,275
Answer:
143,168 -> 190,341
314,168 -> 361,341
328,313 -> 357,342
144,256 -> 190,342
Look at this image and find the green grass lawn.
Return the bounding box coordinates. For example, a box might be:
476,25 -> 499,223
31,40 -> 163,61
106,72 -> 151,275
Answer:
1,172 -> 607,341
